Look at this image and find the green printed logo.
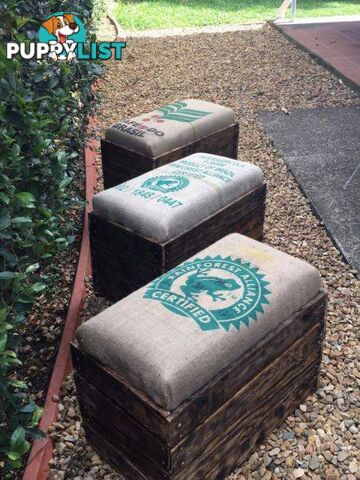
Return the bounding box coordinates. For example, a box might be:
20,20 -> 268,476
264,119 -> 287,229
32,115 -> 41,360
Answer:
142,175 -> 189,193
144,256 -> 271,332
157,102 -> 211,123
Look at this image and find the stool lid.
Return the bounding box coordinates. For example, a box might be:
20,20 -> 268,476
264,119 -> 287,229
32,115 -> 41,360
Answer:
105,99 -> 235,157
93,153 -> 264,243
77,234 -> 322,411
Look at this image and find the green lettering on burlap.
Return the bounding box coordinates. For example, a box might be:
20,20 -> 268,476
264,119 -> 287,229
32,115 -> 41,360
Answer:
144,256 -> 271,332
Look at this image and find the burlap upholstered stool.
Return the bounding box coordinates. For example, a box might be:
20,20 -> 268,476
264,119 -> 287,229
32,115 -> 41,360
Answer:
101,99 -> 239,188
90,153 -> 266,300
72,233 -> 326,480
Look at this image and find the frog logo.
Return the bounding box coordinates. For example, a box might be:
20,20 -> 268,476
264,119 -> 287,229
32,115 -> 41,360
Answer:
142,175 -> 189,193
144,256 -> 271,332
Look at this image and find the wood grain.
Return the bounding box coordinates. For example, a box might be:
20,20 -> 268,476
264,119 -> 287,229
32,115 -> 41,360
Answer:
75,373 -> 171,469
83,413 -> 169,480
167,292 -> 326,445
175,357 -> 318,480
71,291 -> 326,448
164,183 -> 266,262
90,183 -> 266,301
170,324 -> 321,474
71,342 -> 171,440
85,424 -> 149,480
75,321 -> 323,479
101,123 -> 239,189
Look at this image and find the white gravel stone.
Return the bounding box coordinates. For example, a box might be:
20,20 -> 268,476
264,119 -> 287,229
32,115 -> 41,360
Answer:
293,467 -> 305,478
348,459 -> 358,474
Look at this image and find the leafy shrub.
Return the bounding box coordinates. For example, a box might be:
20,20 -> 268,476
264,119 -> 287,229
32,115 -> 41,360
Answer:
93,0 -> 109,27
0,0 -> 102,475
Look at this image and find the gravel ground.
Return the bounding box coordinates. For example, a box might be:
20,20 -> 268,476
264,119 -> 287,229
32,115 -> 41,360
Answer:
49,24 -> 359,480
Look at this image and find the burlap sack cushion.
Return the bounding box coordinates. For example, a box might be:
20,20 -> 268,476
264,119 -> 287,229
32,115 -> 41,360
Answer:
105,99 -> 235,157
93,153 -> 264,243
77,234 -> 322,411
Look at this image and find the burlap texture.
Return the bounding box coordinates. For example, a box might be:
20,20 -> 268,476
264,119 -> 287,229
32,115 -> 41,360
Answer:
105,99 -> 235,157
93,153 -> 264,243
77,234 -> 322,411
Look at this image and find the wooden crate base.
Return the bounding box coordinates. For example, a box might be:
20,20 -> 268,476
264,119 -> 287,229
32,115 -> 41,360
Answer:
82,357 -> 317,480
90,183 -> 266,301
72,293 -> 326,480
101,123 -> 239,189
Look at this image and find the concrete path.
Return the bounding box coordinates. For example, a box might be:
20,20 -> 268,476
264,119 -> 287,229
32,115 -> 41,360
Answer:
260,107 -> 360,273
275,20 -> 360,91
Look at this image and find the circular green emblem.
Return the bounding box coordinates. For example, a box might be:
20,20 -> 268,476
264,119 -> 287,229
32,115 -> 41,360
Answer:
144,256 -> 271,332
142,175 -> 189,193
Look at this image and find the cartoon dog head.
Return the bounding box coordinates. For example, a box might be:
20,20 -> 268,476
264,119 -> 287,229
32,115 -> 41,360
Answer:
42,14 -> 79,44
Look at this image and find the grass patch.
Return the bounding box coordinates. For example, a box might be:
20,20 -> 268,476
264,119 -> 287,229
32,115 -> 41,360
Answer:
114,0 -> 360,31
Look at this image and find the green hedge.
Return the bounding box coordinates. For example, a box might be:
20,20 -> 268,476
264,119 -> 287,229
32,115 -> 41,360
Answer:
0,0 -> 102,475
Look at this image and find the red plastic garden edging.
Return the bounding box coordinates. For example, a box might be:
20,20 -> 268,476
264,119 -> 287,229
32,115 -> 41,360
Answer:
22,105 -> 98,480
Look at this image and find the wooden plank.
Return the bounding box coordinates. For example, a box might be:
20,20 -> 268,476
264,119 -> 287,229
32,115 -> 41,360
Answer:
157,122 -> 239,168
101,123 -> 239,189
83,414 -> 170,480
90,184 -> 266,300
232,215 -> 264,241
71,343 -> 171,440
85,424 -> 149,480
165,207 -> 265,271
93,273 -> 135,302
175,359 -> 318,480
91,240 -> 163,279
91,199 -> 264,299
101,139 -> 155,189
164,188 -> 266,264
170,324 -> 321,473
92,212 -> 263,300
92,266 -> 156,301
102,145 -> 153,180
166,292 -> 326,445
75,373 -> 170,470
90,213 -> 164,299
79,324 -> 321,480
72,292 -> 326,447
93,249 -> 162,286
90,212 -> 163,265
90,187 -> 265,270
